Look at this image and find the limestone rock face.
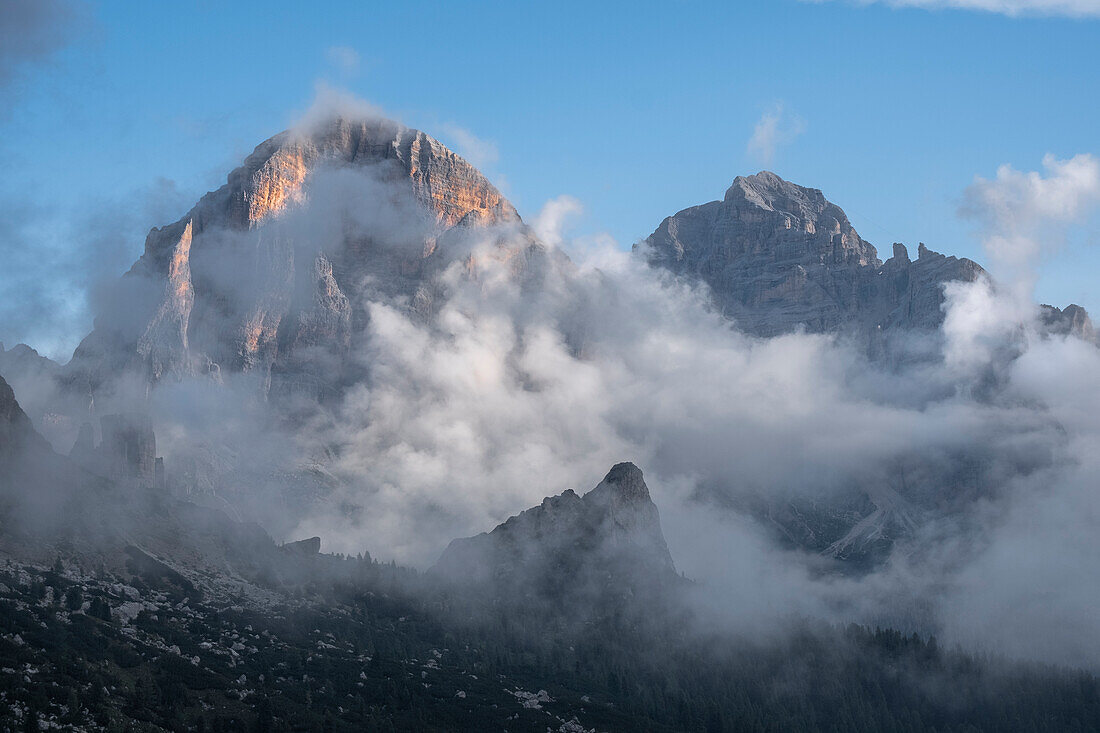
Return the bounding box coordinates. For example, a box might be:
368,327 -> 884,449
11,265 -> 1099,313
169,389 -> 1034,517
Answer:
1040,303 -> 1096,342
65,116 -> 535,400
433,463 -> 677,598
638,172 -> 985,339
136,221 -> 195,379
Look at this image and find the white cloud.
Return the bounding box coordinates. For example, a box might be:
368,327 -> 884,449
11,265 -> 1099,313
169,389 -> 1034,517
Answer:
532,195 -> 583,249
961,153 -> 1100,293
291,82 -> 387,133
808,0 -> 1100,17
440,123 -> 500,171
746,103 -> 806,167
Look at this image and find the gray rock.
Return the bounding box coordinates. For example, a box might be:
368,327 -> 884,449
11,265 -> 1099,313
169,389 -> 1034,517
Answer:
64,115 -> 545,402
637,171 -> 985,341
1039,303 -> 1096,342
433,462 -> 676,595
0,374 -> 51,459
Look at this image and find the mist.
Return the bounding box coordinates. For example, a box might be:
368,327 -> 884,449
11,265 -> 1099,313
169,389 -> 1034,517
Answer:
3,94 -> 1098,672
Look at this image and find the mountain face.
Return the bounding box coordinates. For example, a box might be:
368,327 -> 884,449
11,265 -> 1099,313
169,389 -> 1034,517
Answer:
0,374 -> 51,460
638,171 -> 986,341
64,116 -> 544,401
433,463 -> 678,603
1040,303 -> 1097,342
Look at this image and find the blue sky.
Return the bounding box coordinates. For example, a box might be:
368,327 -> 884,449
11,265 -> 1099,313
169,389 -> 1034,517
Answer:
1,0 -> 1098,359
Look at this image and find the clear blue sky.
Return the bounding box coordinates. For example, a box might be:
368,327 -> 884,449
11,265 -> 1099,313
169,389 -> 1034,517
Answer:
1,0 -> 1098,359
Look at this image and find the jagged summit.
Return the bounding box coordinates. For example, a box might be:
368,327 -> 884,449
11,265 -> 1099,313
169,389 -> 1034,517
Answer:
433,463 -> 677,597
639,171 -> 983,338
589,461 -> 651,503
64,114 -> 540,399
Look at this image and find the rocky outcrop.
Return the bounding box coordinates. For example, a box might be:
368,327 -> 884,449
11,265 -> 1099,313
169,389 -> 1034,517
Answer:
280,536 -> 321,556
65,413 -> 168,488
99,413 -> 157,485
64,115 -> 542,401
638,172 -> 985,340
1040,303 -> 1096,342
433,463 -> 677,600
0,374 -> 51,460
136,220 -> 196,379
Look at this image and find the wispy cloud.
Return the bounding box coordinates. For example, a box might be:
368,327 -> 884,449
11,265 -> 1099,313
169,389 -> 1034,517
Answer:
806,0 -> 1100,18
325,45 -> 360,75
440,123 -> 500,171
0,0 -> 85,89
961,153 -> 1100,287
746,103 -> 806,167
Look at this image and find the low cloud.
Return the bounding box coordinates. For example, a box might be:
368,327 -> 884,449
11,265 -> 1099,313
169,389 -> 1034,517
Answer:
746,103 -> 806,166
532,195 -> 583,249
0,178 -> 190,362
7,84 -> 1099,669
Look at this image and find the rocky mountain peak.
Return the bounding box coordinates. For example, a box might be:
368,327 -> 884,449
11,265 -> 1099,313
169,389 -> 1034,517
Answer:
432,463 -> 677,595
588,461 -> 650,504
231,114 -> 519,232
726,171 -> 838,220
63,113 -> 539,399
639,171 -> 982,339
1040,303 -> 1097,342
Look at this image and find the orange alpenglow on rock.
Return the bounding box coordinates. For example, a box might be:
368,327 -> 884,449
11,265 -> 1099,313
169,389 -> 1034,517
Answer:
65,113 -> 546,400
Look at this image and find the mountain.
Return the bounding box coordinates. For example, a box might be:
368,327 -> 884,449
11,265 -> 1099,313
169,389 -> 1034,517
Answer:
434,462 -> 679,605
638,171 -> 987,341
2,431 -> 1093,732
63,116 -> 550,402
1040,302 -> 1097,342
0,342 -> 60,383
0,373 -> 51,461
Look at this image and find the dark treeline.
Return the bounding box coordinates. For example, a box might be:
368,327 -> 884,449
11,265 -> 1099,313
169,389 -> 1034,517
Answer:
1,551 -> 1098,732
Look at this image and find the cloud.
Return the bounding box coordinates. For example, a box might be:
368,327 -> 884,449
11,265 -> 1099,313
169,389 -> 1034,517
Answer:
958,153 -> 1100,314
291,82 -> 387,134
0,178 -> 190,362
746,103 -> 806,166
9,85 -> 1097,668
806,0 -> 1100,17
440,123 -> 500,171
325,45 -> 360,75
0,0 -> 85,90
532,195 -> 583,249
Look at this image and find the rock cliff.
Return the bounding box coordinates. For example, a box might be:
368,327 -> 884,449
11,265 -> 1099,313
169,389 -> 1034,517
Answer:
64,115 -> 542,401
433,463 -> 678,601
638,171 -> 987,340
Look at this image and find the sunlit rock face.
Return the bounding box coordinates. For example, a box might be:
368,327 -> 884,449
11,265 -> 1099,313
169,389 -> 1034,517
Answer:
638,171 -> 985,341
65,116 -> 535,400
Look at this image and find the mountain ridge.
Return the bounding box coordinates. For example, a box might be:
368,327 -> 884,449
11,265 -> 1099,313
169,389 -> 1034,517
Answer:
638,170 -> 996,340
63,115 -> 537,401
433,462 -> 679,605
